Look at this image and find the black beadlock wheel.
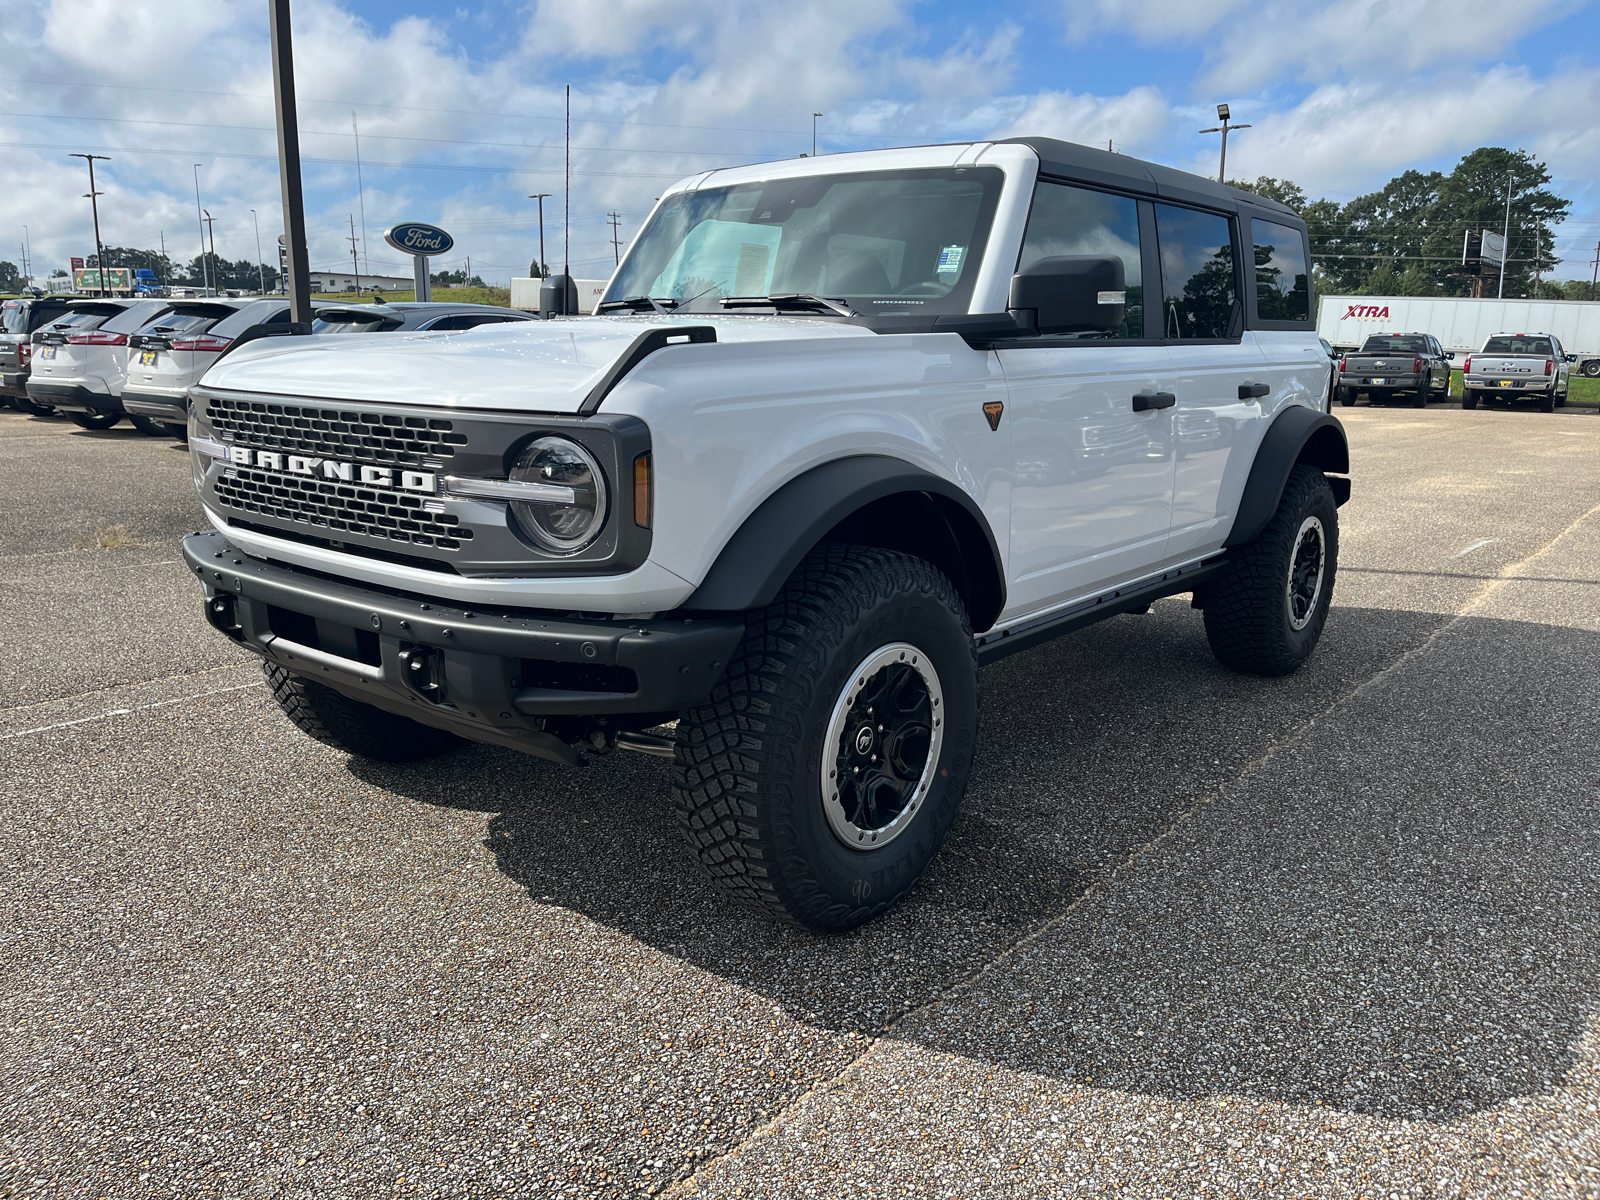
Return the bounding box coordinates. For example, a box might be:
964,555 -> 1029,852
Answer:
66,410 -> 121,430
262,660 -> 463,762
672,544 -> 979,932
1197,465 -> 1339,677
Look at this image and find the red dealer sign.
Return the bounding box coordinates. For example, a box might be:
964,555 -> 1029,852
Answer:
1343,304 -> 1391,319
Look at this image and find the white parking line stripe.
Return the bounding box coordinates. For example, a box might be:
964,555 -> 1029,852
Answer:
1,683 -> 262,740
1453,538 -> 1497,558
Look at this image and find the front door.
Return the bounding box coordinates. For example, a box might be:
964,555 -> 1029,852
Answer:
996,179 -> 1173,620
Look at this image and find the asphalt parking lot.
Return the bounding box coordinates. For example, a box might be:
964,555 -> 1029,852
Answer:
2,401 -> 1598,1200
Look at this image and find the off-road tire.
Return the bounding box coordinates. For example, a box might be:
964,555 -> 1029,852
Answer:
673,544 -> 979,932
1461,389 -> 1478,410
66,410 -> 120,430
1199,465 -> 1338,677
129,414 -> 175,437
262,660 -> 463,762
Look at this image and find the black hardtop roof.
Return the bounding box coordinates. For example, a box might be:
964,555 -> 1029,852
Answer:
1001,137 -> 1303,225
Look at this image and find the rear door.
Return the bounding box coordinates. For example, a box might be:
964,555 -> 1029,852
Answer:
1158,207 -> 1275,563
995,179 -> 1172,616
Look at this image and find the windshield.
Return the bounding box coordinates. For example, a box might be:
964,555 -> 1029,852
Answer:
605,167 -> 1003,316
1483,335 -> 1554,356
1360,335 -> 1428,353
312,310 -> 396,334
140,312 -> 215,338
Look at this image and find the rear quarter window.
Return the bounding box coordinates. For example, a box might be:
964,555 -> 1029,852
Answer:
1252,219 -> 1309,322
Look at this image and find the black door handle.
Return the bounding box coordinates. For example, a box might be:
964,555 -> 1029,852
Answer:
1132,391 -> 1176,412
1239,382 -> 1270,399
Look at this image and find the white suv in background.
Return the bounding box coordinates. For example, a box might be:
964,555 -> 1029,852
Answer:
26,299 -> 172,430
123,299 -> 253,438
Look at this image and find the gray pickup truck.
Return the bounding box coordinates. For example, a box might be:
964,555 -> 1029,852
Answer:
1335,332 -> 1453,407
1461,333 -> 1571,412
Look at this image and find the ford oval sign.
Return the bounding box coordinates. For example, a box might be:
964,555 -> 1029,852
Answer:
384,222 -> 454,257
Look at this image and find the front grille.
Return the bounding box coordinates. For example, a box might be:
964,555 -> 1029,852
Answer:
205,396 -> 467,467
215,466 -> 474,550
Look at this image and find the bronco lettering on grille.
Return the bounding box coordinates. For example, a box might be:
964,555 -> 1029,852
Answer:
227,446 -> 436,493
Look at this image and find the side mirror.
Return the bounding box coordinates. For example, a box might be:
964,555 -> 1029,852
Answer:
1446,351 -> 1455,359
1008,255 -> 1126,336
1565,353 -> 1577,362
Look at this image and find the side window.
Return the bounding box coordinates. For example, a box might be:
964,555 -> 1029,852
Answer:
1251,218 -> 1309,323
1155,204 -> 1239,340
1017,181 -> 1143,338
426,315 -> 467,330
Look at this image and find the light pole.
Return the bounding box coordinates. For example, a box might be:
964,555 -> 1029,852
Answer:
69,153 -> 110,295
1198,103 -> 1251,184
250,208 -> 266,295
529,193 -> 551,277
812,112 -> 823,157
193,164 -> 210,295
202,209 -> 219,294
1498,173 -> 1515,300
22,225 -> 29,289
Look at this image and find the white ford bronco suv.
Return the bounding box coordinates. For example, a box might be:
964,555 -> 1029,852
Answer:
182,139 -> 1347,931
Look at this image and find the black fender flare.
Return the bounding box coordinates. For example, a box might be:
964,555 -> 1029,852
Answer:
680,455 -> 1006,631
1225,405 -> 1350,548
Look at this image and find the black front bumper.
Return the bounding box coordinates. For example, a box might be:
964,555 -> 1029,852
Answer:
183,530 -> 745,763
26,381 -> 122,413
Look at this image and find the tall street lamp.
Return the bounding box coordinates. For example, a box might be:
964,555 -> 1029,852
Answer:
1198,103 -> 1251,184
193,164 -> 210,295
812,112 -> 823,157
529,193 -> 551,277
250,208 -> 266,295
69,153 -> 110,295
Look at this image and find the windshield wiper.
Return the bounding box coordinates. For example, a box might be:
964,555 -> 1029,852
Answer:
596,296 -> 679,314
721,293 -> 854,317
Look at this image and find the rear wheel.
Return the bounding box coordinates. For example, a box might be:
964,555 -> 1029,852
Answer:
673,544 -> 979,932
164,422 -> 188,441
1198,465 -> 1338,677
1461,389 -> 1478,410
1582,359 -> 1600,378
1337,387 -> 1355,407
14,397 -> 54,416
66,411 -> 121,430
1539,391 -> 1556,413
129,414 -> 177,437
262,661 -> 463,762
1411,375 -> 1429,407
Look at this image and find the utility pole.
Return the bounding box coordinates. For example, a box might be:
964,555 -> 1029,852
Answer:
347,214 -> 362,294
158,229 -> 165,288
465,255 -> 471,286
812,112 -> 822,157
69,153 -> 111,296
607,211 -> 622,263
192,164 -> 211,295
352,113 -> 369,275
202,210 -> 219,293
269,0 -> 312,332
250,208 -> 265,295
21,225 -> 30,289
1198,103 -> 1251,184
1590,238 -> 1599,301
1533,225 -> 1540,298
1498,173 -> 1515,301
529,193 -> 550,276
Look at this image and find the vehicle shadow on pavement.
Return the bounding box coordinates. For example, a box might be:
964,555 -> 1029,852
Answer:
352,603 -> 1600,1122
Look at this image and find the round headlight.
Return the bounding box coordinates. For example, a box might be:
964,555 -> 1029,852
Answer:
509,436 -> 608,554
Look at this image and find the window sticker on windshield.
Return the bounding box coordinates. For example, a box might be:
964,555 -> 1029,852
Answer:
937,245 -> 966,275
734,242 -> 771,297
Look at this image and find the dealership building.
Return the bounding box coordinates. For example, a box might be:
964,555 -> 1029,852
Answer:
308,271 -> 415,293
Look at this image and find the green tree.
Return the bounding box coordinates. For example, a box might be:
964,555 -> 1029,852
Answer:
0,260 -> 22,292
1227,176 -> 1308,211
1422,147 -> 1569,298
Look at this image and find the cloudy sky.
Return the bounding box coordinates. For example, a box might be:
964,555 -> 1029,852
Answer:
4,0 -> 1598,286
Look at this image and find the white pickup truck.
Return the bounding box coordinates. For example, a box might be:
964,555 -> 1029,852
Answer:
1461,332 -> 1572,412
181,138 -> 1346,930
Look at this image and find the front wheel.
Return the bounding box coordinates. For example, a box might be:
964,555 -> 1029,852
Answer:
1198,465 -> 1338,677
673,545 -> 979,932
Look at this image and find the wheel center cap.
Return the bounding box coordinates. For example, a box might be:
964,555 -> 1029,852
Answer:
854,725 -> 875,756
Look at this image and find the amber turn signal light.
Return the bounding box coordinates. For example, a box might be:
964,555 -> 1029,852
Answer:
633,453 -> 652,527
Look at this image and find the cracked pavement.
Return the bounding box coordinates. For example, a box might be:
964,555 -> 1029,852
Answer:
1,401 -> 1598,1199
